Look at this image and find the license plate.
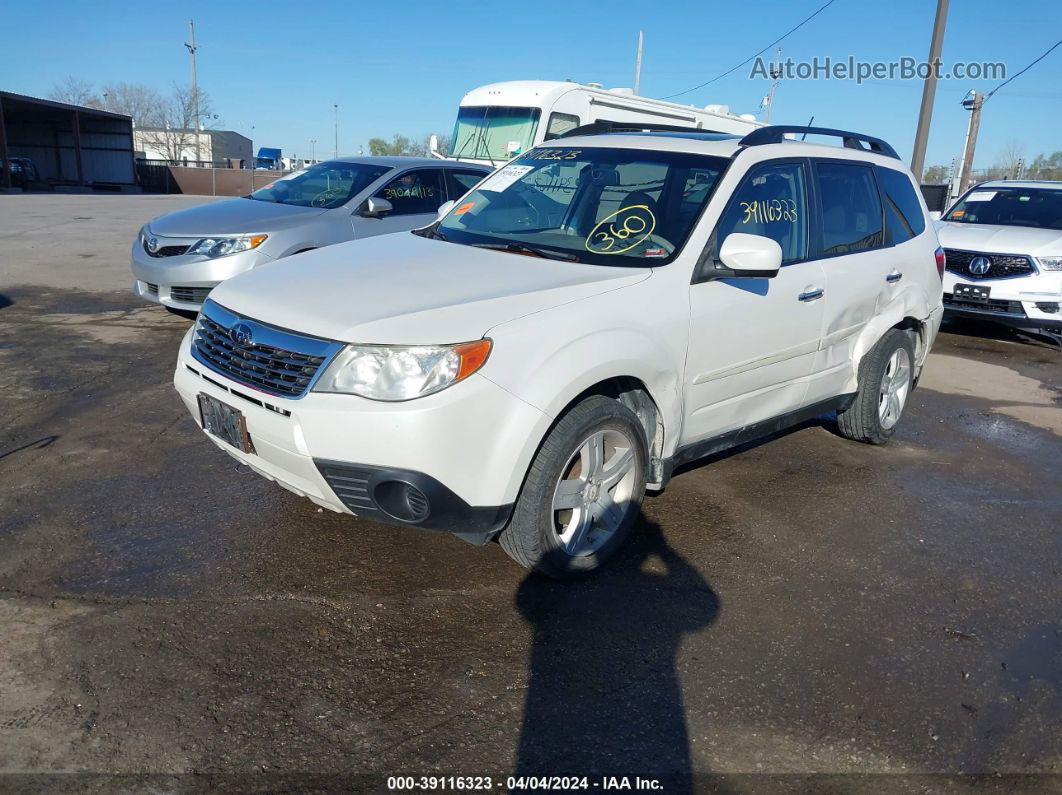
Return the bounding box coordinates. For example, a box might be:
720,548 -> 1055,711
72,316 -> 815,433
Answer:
198,393 -> 255,454
953,283 -> 990,303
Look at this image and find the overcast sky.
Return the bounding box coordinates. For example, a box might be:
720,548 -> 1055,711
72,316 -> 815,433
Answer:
4,0 -> 1060,170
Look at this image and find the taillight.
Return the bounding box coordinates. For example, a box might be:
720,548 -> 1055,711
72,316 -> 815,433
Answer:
934,246 -> 946,280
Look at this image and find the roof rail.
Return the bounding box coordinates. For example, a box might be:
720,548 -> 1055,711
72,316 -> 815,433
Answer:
739,125 -> 900,159
557,120 -> 730,139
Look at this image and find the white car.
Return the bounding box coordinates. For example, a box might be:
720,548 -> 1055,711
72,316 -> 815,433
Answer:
935,180 -> 1062,337
173,124 -> 944,576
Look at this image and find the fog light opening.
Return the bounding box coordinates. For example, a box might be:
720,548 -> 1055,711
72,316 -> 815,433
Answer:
1034,302 -> 1059,314
374,480 -> 431,523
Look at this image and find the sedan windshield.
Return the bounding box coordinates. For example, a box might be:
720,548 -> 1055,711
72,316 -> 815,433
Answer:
435,146 -> 727,266
248,161 -> 391,209
945,186 -> 1062,230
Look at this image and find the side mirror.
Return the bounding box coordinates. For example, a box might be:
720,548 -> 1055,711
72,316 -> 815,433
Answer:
928,210 -> 942,221
360,196 -> 393,218
436,200 -> 456,220
717,233 -> 782,278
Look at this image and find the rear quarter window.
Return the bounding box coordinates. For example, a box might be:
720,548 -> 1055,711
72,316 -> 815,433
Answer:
876,166 -> 927,244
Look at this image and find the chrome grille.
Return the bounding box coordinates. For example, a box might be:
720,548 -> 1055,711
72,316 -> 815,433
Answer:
171,286 -> 212,304
144,239 -> 188,258
944,249 -> 1035,280
191,301 -> 341,399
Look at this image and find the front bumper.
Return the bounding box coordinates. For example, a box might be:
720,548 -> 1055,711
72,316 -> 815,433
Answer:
131,239 -> 275,310
942,269 -> 1062,331
173,328 -> 551,543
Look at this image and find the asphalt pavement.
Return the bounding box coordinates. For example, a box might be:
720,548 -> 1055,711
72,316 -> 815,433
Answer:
0,195 -> 1059,792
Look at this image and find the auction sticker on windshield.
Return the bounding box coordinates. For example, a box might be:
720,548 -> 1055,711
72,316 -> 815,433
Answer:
478,165 -> 534,193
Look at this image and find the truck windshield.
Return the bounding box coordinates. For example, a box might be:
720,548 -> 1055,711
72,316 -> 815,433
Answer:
435,146 -> 727,266
450,107 -> 541,163
945,186 -> 1062,230
248,161 -> 391,209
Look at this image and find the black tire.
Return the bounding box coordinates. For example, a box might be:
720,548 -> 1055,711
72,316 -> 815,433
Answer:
499,395 -> 648,578
836,329 -> 916,445
165,307 -> 199,320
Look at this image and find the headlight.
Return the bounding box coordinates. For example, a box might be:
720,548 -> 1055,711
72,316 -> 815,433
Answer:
187,234 -> 268,258
138,225 -> 149,245
1036,256 -> 1062,271
313,339 -> 492,401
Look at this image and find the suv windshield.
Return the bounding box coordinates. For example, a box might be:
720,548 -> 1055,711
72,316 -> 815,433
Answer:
945,186 -> 1062,230
435,146 -> 728,266
248,161 -> 391,209
450,106 -> 541,162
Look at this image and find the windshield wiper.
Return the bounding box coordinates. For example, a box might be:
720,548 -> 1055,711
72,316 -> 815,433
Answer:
471,242 -> 579,262
412,225 -> 448,241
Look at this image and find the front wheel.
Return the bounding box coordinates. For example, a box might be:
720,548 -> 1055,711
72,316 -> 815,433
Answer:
499,396 -> 647,578
837,329 -> 916,444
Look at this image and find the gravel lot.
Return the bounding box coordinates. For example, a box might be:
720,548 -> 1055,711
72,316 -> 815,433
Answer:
1,194 -> 1059,791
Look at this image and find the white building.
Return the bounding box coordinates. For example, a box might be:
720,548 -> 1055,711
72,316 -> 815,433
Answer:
134,127 -> 252,166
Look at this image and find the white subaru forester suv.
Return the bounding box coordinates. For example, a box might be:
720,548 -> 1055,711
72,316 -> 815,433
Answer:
173,124 -> 944,577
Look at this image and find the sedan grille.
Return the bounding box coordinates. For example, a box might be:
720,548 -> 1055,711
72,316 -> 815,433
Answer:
191,302 -> 340,398
144,239 -> 188,258
944,249 -> 1035,280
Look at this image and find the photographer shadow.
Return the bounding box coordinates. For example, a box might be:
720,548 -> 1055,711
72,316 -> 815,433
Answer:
513,519 -> 720,788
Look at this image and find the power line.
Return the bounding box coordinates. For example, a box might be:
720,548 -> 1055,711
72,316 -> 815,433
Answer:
661,0 -> 838,100
984,36 -> 1062,102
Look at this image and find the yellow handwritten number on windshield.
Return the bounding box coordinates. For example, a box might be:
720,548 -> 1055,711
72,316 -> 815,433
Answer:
586,205 -> 657,254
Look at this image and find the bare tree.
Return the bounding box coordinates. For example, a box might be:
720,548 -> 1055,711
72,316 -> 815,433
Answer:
991,139 -> 1027,179
98,82 -> 165,127
137,84 -> 215,163
47,76 -> 101,108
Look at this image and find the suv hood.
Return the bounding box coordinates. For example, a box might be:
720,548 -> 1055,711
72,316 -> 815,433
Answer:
209,232 -> 651,344
149,197 -> 325,237
936,221 -> 1062,257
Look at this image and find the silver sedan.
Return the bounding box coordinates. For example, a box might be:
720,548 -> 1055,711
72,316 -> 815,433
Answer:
131,156 -> 490,311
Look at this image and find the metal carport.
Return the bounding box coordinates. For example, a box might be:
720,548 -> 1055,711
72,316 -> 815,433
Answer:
0,91 -> 135,189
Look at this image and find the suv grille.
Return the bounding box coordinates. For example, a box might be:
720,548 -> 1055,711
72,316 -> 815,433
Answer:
944,249 -> 1035,280
144,239 -> 188,258
171,286 -> 212,304
191,303 -> 340,398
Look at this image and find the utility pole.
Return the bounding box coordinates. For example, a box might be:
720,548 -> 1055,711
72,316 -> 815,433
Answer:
762,47 -> 783,123
310,139 -> 316,163
634,30 -> 644,95
910,0 -> 949,182
957,90 -> 984,196
333,104 -> 339,159
184,19 -> 200,165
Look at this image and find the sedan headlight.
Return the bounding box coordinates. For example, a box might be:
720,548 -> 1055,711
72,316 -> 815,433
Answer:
138,225 -> 150,245
1036,256 -> 1062,271
187,234 -> 268,259
314,339 -> 492,401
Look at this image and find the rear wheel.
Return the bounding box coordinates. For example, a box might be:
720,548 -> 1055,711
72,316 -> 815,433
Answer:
837,329 -> 915,444
499,396 -> 647,578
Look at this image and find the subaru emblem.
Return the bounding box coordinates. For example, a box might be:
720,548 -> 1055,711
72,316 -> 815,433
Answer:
969,256 -> 992,276
230,323 -> 253,346
147,237 -> 160,253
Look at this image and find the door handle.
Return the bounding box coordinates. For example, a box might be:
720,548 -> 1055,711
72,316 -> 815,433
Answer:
798,288 -> 824,302
886,271 -> 903,283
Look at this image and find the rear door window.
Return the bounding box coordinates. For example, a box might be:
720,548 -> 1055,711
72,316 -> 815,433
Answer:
876,166 -> 926,244
815,162 -> 885,255
376,169 -> 445,215
446,170 -> 487,201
